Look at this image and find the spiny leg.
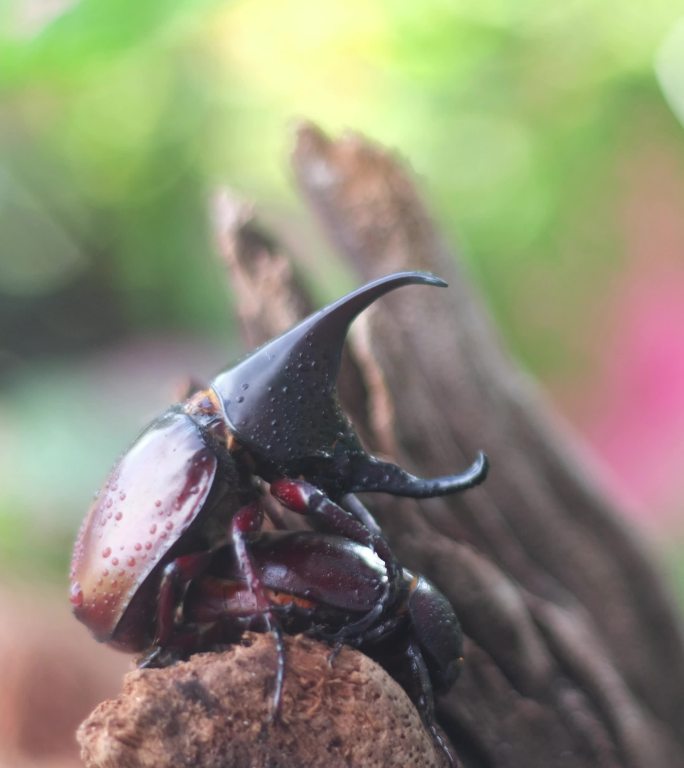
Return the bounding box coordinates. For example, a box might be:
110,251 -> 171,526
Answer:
155,552 -> 213,645
136,551 -> 213,667
324,612 -> 407,668
270,479 -> 404,638
341,492 -> 382,535
405,640 -> 457,768
230,501 -> 285,719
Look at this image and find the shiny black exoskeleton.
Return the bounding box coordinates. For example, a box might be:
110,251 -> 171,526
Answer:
70,272 -> 488,765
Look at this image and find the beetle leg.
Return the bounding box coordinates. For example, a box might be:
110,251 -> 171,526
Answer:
139,645 -> 178,668
404,639 -> 435,723
230,501 -> 285,719
404,639 -> 457,768
155,552 -> 213,647
343,450 -> 488,497
340,492 -> 382,534
356,613 -> 405,645
269,479 -> 404,638
229,502 -> 268,605
268,623 -> 286,721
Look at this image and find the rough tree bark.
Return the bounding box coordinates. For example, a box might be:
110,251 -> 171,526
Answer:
78,124 -> 684,768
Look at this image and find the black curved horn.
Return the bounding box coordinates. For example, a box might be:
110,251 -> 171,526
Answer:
212,272 -> 446,467
343,451 -> 489,497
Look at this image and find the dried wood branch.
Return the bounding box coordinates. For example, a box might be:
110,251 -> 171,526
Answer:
288,123 -> 684,768
78,634 -> 447,768
79,124 -> 684,768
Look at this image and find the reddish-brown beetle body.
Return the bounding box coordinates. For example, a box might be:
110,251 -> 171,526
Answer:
70,273 -> 488,768
71,272 -> 487,654
70,408 -> 222,650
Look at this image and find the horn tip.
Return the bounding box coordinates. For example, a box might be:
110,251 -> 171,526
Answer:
474,450 -> 489,481
393,270 -> 448,289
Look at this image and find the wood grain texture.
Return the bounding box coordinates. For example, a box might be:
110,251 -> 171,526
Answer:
217,123 -> 684,767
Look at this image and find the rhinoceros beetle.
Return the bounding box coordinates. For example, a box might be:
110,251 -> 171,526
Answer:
70,271 -> 487,761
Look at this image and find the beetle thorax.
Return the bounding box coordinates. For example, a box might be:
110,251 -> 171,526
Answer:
184,388 -> 239,455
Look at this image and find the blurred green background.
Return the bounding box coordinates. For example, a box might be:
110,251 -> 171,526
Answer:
2,1 -> 684,599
